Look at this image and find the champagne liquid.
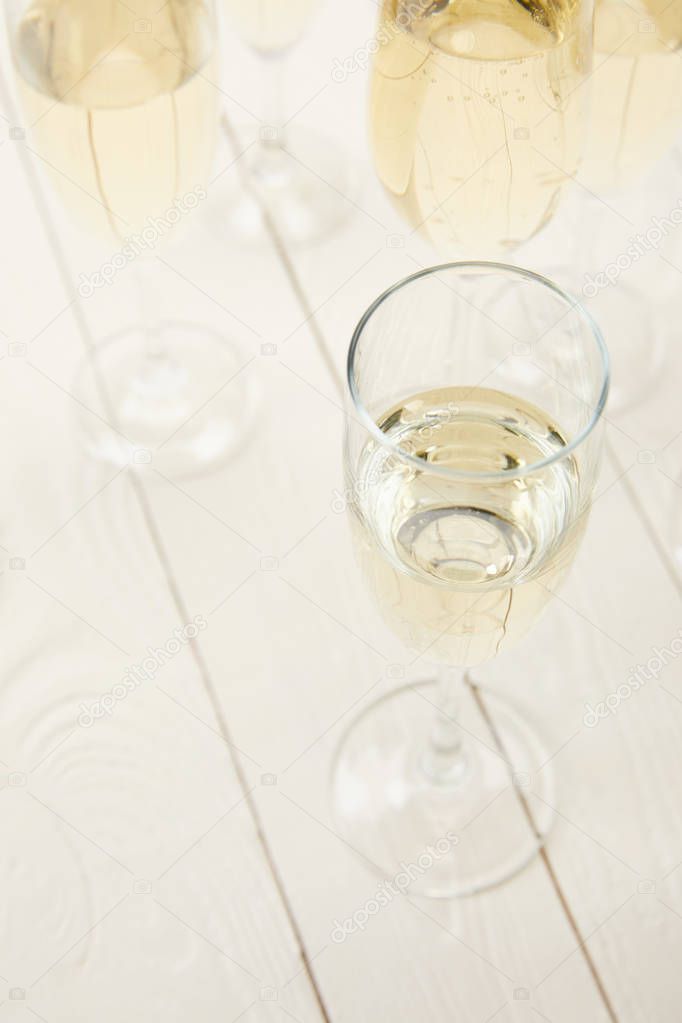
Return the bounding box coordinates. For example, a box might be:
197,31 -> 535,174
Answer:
370,0 -> 587,257
350,387 -> 583,665
14,0 -> 218,239
582,0 -> 682,191
223,0 -> 318,52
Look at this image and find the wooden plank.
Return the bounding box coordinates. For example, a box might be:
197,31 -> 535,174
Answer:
0,64 -> 327,1023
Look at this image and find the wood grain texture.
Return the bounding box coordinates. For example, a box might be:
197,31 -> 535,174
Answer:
1,1 -> 680,1019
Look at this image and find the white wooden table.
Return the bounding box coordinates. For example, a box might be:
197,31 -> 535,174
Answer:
1,2 -> 681,1020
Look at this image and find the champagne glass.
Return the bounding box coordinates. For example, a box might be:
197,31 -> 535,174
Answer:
582,0 -> 682,194
220,0 -> 352,243
571,0 -> 682,411
370,0 -> 594,258
7,0 -> 255,477
331,263 -> 609,896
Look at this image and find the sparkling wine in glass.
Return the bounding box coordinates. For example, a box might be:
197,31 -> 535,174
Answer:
14,0 -> 219,238
572,0 -> 682,413
331,263 -> 609,896
7,0 -> 255,477
370,0 -> 594,257
220,0 -> 353,243
581,0 -> 682,193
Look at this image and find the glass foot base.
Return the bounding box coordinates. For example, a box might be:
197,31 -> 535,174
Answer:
330,681 -> 554,898
222,125 -> 355,245
74,321 -> 258,478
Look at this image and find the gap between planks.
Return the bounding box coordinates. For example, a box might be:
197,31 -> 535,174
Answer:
0,71 -> 333,1023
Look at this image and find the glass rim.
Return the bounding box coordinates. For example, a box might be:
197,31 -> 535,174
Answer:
346,260 -> 610,483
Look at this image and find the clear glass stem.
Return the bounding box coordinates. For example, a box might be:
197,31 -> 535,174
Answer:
250,52 -> 292,190
421,664 -> 470,786
131,257 -> 189,413
135,257 -> 165,363
262,52 -> 286,144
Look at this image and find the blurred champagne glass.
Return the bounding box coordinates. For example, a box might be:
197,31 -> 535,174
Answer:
8,0 -> 255,476
370,0 -> 594,258
573,0 -> 682,411
221,0 -> 353,243
582,0 -> 682,193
